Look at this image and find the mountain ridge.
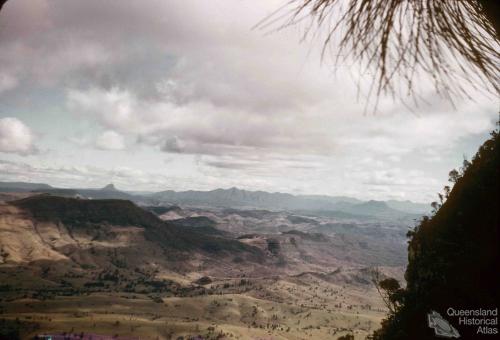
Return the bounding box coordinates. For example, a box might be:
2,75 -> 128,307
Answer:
10,195 -> 263,258
0,181 -> 430,217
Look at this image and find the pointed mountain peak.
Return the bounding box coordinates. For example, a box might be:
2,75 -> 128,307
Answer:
101,183 -> 118,191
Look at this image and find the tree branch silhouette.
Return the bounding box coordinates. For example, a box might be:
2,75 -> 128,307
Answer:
0,0 -> 7,13
257,0 -> 500,106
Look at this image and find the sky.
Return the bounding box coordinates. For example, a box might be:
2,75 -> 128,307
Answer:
0,0 -> 497,203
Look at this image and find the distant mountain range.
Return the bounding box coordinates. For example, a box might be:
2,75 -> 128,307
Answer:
0,181 -> 431,219
149,187 -> 430,219
0,181 -> 133,200
0,181 -> 52,192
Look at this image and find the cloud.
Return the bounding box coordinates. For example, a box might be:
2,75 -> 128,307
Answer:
66,86 -> 336,157
95,130 -> 125,150
66,85 -> 496,161
0,159 -> 214,192
0,0 -> 497,202
0,117 -> 37,155
0,73 -> 18,93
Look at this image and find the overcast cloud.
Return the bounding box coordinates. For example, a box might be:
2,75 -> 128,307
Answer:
0,0 -> 497,202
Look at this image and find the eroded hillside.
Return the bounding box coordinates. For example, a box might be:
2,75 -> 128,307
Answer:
0,194 -> 407,339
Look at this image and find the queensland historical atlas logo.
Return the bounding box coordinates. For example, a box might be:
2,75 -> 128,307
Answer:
428,310 -> 460,338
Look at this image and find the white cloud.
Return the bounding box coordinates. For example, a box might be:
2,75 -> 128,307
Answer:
95,130 -> 125,150
0,117 -> 37,155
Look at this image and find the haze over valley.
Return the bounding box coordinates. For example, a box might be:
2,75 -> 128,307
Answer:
0,182 -> 419,338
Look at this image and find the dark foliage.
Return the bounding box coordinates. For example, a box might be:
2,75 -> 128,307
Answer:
266,238 -> 281,255
373,128 -> 499,339
0,318 -> 39,340
0,318 -> 20,340
144,205 -> 181,216
195,276 -> 213,285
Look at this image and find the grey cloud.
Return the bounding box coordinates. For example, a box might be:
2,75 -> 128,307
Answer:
1,0 -> 334,112
204,158 -> 320,171
0,0 -> 497,202
0,73 -> 18,93
199,153 -> 324,176
67,86 -> 336,157
203,160 -> 254,170
160,137 -> 183,153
